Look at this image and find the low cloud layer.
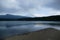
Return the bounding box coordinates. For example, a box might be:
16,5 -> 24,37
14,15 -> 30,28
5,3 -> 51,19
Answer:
0,0 -> 60,17
46,0 -> 60,10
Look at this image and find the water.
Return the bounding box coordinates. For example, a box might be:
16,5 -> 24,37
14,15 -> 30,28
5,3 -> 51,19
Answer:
0,21 -> 60,38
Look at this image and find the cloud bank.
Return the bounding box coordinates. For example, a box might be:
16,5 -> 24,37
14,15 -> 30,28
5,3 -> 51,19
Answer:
0,0 -> 60,17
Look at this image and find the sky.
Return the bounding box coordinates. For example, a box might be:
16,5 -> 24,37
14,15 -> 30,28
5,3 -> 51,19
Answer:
0,0 -> 60,17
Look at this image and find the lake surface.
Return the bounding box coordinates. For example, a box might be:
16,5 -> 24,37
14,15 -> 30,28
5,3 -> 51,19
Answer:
0,21 -> 60,38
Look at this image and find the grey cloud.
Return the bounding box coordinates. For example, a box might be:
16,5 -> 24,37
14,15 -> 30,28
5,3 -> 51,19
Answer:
46,0 -> 60,10
0,0 -> 60,16
20,4 -> 35,11
0,6 -> 18,13
0,0 -> 37,13
0,0 -> 18,13
16,0 -> 38,11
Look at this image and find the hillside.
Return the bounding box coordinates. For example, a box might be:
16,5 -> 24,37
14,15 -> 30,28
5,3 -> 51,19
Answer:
0,14 -> 29,19
5,28 -> 60,40
18,15 -> 60,21
0,15 -> 60,21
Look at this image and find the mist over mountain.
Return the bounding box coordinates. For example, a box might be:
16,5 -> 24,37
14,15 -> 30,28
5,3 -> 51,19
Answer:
0,14 -> 60,21
0,14 -> 29,19
18,15 -> 60,21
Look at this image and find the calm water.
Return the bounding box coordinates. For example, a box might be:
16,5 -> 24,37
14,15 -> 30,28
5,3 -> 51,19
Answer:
0,21 -> 60,38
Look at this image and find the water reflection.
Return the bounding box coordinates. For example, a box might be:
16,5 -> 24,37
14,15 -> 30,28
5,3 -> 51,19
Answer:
0,21 -> 60,38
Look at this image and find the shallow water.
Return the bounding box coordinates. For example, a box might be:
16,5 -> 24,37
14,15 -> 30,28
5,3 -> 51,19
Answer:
0,21 -> 60,38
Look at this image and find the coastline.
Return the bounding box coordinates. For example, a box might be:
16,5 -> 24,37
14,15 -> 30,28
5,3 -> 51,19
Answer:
5,28 -> 60,40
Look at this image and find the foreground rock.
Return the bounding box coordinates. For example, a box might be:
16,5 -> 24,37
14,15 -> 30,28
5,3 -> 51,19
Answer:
5,28 -> 60,40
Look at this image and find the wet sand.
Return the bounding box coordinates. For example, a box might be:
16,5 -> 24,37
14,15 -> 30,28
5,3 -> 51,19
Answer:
4,28 -> 60,40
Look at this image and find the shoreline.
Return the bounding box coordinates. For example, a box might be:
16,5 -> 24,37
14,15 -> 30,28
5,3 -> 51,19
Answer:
4,28 -> 60,40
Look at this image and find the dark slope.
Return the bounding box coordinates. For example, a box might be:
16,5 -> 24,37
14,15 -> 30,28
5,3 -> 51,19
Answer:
0,14 -> 30,21
0,15 -> 60,21
0,14 -> 29,19
18,15 -> 60,21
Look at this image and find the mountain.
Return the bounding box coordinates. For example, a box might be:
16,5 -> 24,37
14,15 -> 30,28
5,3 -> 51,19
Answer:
18,15 -> 60,21
0,14 -> 29,19
0,15 -> 60,21
5,28 -> 60,40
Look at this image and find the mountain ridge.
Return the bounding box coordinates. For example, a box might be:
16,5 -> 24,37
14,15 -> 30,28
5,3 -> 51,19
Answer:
0,15 -> 60,21
0,14 -> 29,19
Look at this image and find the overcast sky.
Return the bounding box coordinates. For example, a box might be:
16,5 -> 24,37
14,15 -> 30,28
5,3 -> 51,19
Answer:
0,0 -> 60,17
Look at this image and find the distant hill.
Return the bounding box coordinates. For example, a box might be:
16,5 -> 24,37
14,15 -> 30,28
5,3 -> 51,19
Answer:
5,28 -> 60,40
0,14 -> 29,19
18,15 -> 60,21
0,15 -> 60,21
